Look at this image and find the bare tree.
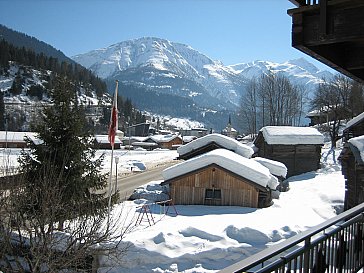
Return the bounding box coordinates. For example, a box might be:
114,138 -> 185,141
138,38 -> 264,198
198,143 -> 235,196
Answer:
311,75 -> 353,149
239,72 -> 307,135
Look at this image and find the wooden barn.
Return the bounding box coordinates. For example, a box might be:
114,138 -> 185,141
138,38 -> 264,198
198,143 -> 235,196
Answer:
342,112 -> 364,143
253,126 -> 324,178
339,136 -> 364,210
177,133 -> 254,160
162,149 -> 278,208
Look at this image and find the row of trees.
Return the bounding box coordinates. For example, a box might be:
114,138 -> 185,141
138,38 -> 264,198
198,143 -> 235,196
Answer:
0,76 -> 129,272
239,72 -> 364,148
239,72 -> 307,135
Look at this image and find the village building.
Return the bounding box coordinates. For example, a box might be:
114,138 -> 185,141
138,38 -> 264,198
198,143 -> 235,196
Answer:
0,131 -> 38,148
253,126 -> 324,178
221,115 -> 238,139
162,149 -> 278,208
342,112 -> 364,143
179,128 -> 209,138
177,133 -> 254,160
339,135 -> 364,210
93,135 -> 121,149
149,134 -> 183,150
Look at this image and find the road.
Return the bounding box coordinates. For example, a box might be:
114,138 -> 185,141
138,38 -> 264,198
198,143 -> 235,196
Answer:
105,160 -> 179,201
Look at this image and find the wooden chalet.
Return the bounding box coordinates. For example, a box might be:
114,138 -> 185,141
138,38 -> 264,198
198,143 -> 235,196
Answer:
339,136 -> 364,210
253,126 -> 324,177
177,133 -> 254,160
288,0 -> 364,84
162,149 -> 277,208
342,112 -> 364,143
149,134 -> 183,150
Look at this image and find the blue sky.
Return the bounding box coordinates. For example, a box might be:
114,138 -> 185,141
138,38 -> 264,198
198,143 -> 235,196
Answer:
0,0 -> 330,70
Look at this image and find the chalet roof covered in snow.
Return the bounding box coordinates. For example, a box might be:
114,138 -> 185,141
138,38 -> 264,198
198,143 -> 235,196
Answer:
253,157 -> 288,178
260,126 -> 324,145
0,131 -> 38,143
177,133 -> 254,158
163,148 -> 278,189
149,134 -> 181,143
94,135 -> 121,144
348,135 -> 364,164
345,112 -> 364,129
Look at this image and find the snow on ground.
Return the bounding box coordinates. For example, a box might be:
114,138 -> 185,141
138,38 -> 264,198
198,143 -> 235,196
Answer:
1,144 -> 346,273
97,145 -> 345,273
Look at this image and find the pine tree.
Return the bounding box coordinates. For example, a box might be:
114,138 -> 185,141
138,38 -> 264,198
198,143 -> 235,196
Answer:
18,75 -> 110,229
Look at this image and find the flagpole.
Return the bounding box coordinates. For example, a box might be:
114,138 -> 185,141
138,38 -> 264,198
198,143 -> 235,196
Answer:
107,80 -> 119,228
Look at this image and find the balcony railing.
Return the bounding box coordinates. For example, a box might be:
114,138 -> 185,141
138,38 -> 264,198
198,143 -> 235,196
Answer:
289,0 -> 322,7
218,202 -> 364,273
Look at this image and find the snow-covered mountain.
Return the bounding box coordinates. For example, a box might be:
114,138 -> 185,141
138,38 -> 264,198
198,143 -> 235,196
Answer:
229,58 -> 333,91
72,37 -> 246,110
72,37 -> 335,130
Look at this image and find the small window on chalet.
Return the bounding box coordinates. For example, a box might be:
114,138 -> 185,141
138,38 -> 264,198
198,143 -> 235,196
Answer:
205,188 -> 221,200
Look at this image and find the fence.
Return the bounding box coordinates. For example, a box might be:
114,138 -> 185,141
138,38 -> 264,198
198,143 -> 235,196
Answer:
218,202 -> 364,273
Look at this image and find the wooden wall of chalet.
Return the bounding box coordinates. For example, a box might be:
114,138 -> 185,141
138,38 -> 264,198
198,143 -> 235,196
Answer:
160,138 -> 182,149
254,136 -> 321,178
164,164 -> 267,208
340,147 -> 364,210
343,121 -> 364,143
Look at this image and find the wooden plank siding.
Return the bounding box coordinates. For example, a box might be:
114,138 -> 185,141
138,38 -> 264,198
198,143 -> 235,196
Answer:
254,135 -> 321,177
165,164 -> 263,207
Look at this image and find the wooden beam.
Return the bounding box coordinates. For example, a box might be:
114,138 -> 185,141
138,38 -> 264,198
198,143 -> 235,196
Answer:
289,0 -> 307,7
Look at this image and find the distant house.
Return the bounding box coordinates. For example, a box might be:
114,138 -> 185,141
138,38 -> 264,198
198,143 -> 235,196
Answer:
253,126 -> 324,177
149,134 -> 183,150
0,131 -> 38,148
126,123 -> 150,137
339,136 -> 364,210
180,128 -> 209,138
94,135 -> 121,149
342,112 -> 364,143
162,149 -> 278,208
177,133 -> 254,160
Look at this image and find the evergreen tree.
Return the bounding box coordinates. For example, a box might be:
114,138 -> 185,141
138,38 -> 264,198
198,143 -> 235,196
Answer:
18,76 -> 111,229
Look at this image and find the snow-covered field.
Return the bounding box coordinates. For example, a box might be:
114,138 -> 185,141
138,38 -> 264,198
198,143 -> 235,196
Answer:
97,143 -> 345,273
1,144 -> 346,273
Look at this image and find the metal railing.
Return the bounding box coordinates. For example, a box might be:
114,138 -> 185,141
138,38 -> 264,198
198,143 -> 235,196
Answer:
218,202 -> 364,273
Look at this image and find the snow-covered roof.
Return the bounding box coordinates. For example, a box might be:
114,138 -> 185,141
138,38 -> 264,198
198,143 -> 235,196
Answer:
149,134 -> 181,143
259,126 -> 324,145
348,135 -> 364,164
177,133 -> 254,158
163,149 -> 277,189
0,131 -> 38,143
95,135 -> 121,144
345,112 -> 364,130
253,157 -> 287,178
182,136 -> 197,143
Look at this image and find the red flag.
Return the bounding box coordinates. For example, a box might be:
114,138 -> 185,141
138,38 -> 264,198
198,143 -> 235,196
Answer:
108,81 -> 118,147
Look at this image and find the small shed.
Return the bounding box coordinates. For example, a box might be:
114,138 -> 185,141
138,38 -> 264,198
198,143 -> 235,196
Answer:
177,133 -> 254,160
339,136 -> 364,210
342,112 -> 364,143
162,149 -> 278,208
253,157 -> 288,192
253,126 -> 324,177
94,135 -> 121,149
